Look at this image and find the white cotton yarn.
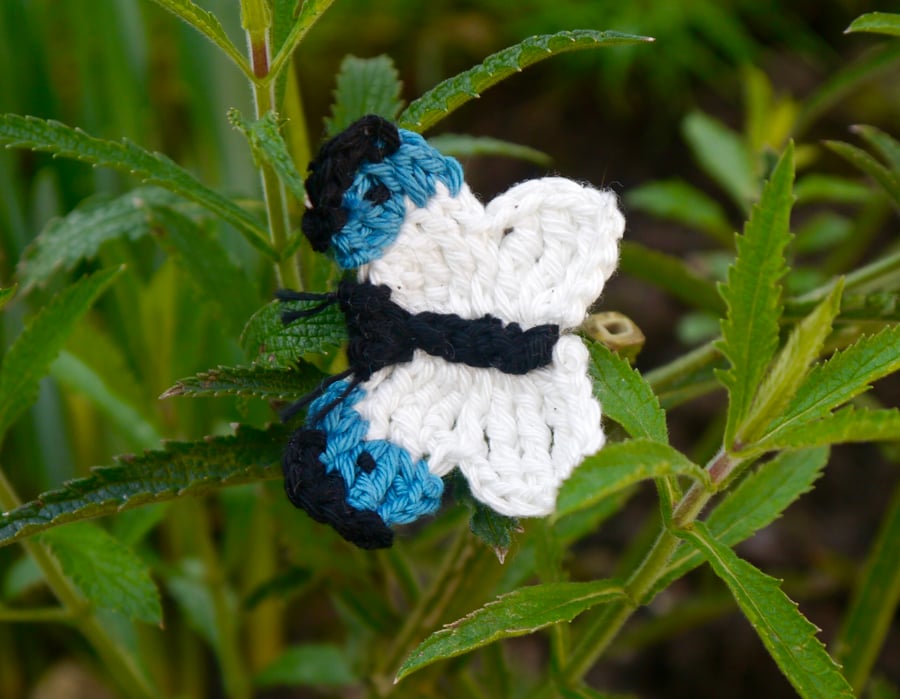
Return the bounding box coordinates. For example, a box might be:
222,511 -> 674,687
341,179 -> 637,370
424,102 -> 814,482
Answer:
354,178 -> 625,516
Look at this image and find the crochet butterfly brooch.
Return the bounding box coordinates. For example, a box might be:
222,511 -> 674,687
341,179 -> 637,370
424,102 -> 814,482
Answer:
278,115 -> 624,549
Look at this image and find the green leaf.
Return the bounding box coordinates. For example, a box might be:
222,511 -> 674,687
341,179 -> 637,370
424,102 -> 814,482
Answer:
760,407 -> 900,451
556,441 -> 706,519
165,560 -> 224,653
682,111 -> 757,209
145,204 -> 259,336
620,241 -> 725,315
396,580 -> 625,682
241,298 -> 346,367
427,134 -> 552,167
51,351 -> 162,451
147,0 -> 251,76
835,482 -> 900,694
588,342 -> 668,443
717,143 -> 795,450
0,286 -> 16,310
625,179 -> 732,244
399,31 -> 653,133
268,0 -> 337,83
40,522 -> 162,624
0,423 -> 288,547
325,55 -> 404,137
0,267 -> 122,439
738,280 -> 844,445
766,324 -> 900,438
851,125 -> 900,171
17,188 -> 176,290
228,110 -> 305,203
0,115 -> 272,256
794,175 -> 875,205
846,12 -> 900,37
255,643 -> 358,688
826,140 -> 900,205
679,523 -> 854,699
448,472 -> 519,561
162,363 -> 325,401
651,448 -> 829,600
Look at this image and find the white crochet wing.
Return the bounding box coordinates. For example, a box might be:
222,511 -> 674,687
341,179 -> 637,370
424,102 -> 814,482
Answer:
354,177 -> 624,516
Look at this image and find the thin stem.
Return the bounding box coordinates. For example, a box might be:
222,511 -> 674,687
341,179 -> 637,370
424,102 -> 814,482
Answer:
563,449 -> 740,683
372,530 -> 476,691
0,469 -> 156,698
243,0 -> 301,290
0,605 -> 74,623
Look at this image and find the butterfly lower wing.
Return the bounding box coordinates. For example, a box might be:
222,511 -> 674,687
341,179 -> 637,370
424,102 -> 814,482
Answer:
355,336 -> 601,517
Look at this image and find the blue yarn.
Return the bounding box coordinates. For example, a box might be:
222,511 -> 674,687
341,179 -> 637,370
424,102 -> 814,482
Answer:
306,380 -> 444,526
332,129 -> 463,269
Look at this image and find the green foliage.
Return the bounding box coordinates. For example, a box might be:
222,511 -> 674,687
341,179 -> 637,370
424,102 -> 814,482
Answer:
0,267 -> 122,439
0,115 -> 273,256
396,581 -> 625,681
716,144 -> 794,449
1,3 -> 898,698
40,522 -> 162,624
679,524 -> 855,699
325,55 -> 404,136
399,30 -> 653,132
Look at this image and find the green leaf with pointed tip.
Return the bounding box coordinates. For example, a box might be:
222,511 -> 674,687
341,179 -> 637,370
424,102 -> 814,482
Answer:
396,580 -> 625,682
448,472 -> 518,561
147,0 -> 251,76
325,55 -> 403,137
163,362 -> 325,401
0,115 -> 272,256
40,522 -> 162,624
268,0 -> 337,82
229,110 -> 305,203
717,144 -> 795,450
145,204 -> 259,336
0,423 -> 288,547
826,140 -> 900,205
682,112 -> 757,209
0,267 -> 122,439
625,179 -> 732,244
241,298 -> 346,367
399,31 -> 653,133
739,280 -> 844,445
427,134 -> 551,166
679,523 -> 855,699
17,188 -> 176,290
760,407 -> 900,451
763,323 -> 900,441
588,342 -> 668,443
620,241 -> 724,315
846,12 -> 900,37
650,447 -> 829,601
851,125 -> 900,171
0,286 -> 15,310
794,175 -> 874,205
835,482 -> 900,694
556,441 -> 706,519
255,643 -> 358,688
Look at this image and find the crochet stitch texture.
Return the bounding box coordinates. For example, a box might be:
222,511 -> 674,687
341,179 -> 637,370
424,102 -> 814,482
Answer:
282,115 -> 624,548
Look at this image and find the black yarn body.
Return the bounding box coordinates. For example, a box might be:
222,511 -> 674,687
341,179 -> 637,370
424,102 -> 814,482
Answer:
284,113 -> 559,549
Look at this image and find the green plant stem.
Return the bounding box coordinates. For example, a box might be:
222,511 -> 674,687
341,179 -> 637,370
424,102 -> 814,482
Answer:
0,605 -> 74,623
373,529 -> 476,691
190,500 -> 251,699
243,1 -> 301,290
0,469 -> 155,698
563,449 -> 739,683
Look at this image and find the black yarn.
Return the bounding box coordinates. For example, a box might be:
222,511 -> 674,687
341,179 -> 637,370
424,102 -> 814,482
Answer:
283,427 -> 394,549
302,115 -> 401,253
335,280 -> 560,379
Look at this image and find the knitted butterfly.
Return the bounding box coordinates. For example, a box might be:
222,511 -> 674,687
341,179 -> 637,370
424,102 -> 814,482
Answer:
279,115 -> 624,549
